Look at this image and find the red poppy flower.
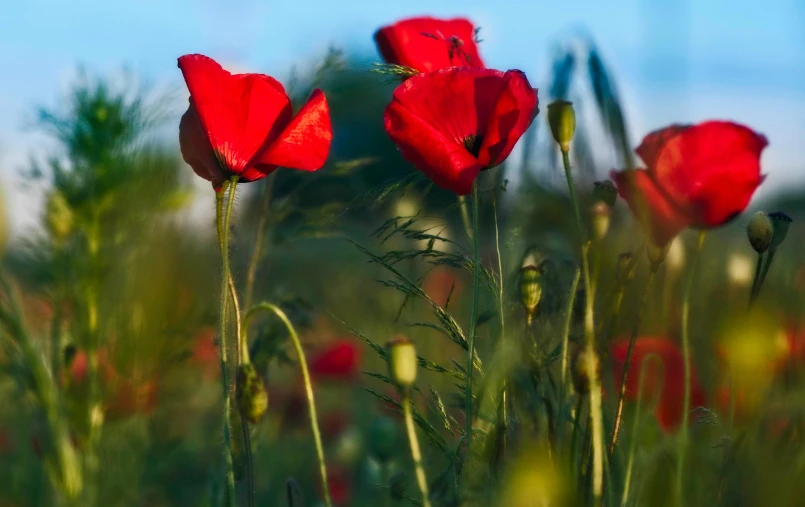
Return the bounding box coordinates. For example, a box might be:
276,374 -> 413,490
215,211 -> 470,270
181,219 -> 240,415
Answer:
423,265 -> 464,307
610,336 -> 706,432
310,340 -> 361,381
178,54 -> 332,190
611,121 -> 767,246
65,348 -> 116,386
375,16 -> 484,73
384,67 -> 538,195
191,328 -> 219,380
106,379 -> 159,420
319,464 -> 351,506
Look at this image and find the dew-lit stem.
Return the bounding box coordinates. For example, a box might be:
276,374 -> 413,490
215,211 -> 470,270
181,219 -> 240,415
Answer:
561,149 -> 603,503
402,392 -> 432,507
465,181 -> 481,445
242,302 -> 332,507
609,266 -> 658,457
676,230 -> 706,506
216,179 -> 238,507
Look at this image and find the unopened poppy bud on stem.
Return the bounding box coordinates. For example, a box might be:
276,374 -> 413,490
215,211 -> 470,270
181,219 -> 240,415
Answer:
368,416 -> 399,464
592,180 -> 618,208
746,212 -> 773,254
571,346 -> 600,395
547,100 -> 575,153
589,201 -> 611,241
767,211 -> 792,250
236,363 -> 268,424
646,242 -> 670,268
387,337 -> 418,389
519,265 -> 543,324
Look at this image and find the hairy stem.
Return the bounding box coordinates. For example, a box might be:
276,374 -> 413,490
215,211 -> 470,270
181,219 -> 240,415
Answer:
243,302 -> 331,507
403,392 -> 432,507
676,230 -> 706,505
562,150 -> 603,503
465,181 -> 481,444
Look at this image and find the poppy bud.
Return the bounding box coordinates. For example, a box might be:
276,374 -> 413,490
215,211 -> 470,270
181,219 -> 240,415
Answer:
646,242 -> 670,268
519,265 -> 543,324
571,347 -> 600,395
589,201 -> 611,241
368,416 -> 399,464
767,211 -> 792,250
616,253 -> 636,285
746,212 -> 773,254
45,191 -> 74,245
387,337 -> 418,388
592,180 -> 618,208
236,363 -> 268,424
547,100 -> 576,153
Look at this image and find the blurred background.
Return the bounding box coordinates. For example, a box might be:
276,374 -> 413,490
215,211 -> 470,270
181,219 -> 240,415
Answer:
1,1 -> 804,506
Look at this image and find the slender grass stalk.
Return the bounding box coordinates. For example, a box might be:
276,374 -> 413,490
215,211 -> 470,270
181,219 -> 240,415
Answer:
216,179 -> 238,507
561,150 -> 604,503
569,395 -> 585,476
492,197 -> 507,451
465,181 -> 481,444
675,230 -> 706,506
621,355 -> 663,507
244,171 -> 278,309
242,302 -> 331,507
402,392 -> 432,507
458,195 -> 473,240
560,267 -> 582,439
608,266 -> 658,457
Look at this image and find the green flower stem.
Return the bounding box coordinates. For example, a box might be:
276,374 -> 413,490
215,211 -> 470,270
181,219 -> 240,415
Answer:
621,355 -> 662,507
753,247 -> 777,302
458,195 -> 473,240
465,181 -> 481,445
561,149 -> 604,503
492,196 -> 507,450
402,392 -> 432,507
608,266 -> 658,457
676,230 -> 706,506
748,253 -> 763,305
216,179 -> 238,507
560,266 -> 582,439
242,302 -> 332,507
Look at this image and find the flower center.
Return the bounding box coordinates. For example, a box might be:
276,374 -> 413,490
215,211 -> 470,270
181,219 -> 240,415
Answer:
463,134 -> 483,157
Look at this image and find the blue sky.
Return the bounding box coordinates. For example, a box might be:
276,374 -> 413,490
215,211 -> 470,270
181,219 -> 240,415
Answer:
1,0 -> 804,234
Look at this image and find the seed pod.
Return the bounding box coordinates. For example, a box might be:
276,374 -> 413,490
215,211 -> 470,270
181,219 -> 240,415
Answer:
547,100 -> 576,153
590,201 -> 611,241
767,211 -> 792,250
592,180 -> 618,208
616,253 -> 636,285
519,265 -> 543,324
646,241 -> 670,267
746,212 -> 774,254
572,346 -> 600,395
236,363 -> 268,424
368,416 -> 398,464
387,337 -> 417,388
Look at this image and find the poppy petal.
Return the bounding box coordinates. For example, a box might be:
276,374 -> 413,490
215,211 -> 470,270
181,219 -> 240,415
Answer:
636,124 -> 691,169
179,102 -> 226,189
254,89 -> 332,173
374,17 -> 484,73
611,169 -> 690,246
177,54 -> 292,174
477,70 -> 538,167
651,121 -> 767,227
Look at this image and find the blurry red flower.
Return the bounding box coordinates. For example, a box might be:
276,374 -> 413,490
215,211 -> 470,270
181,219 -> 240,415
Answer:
178,54 -> 332,190
191,328 -> 219,380
319,464 -> 351,506
785,325 -> 805,364
384,67 -> 538,195
611,121 -> 767,246
65,348 -> 116,386
423,265 -> 464,307
106,378 -> 159,420
611,336 -> 706,432
322,412 -> 349,441
310,340 -> 361,381
375,17 -> 484,73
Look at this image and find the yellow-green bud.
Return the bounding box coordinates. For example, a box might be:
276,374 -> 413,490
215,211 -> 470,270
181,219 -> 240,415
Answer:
592,180 -> 618,208
387,337 -> 417,388
590,201 -> 611,241
646,241 -> 670,267
571,347 -> 600,395
767,211 -> 792,250
45,191 -> 74,244
519,265 -> 543,323
746,211 -> 773,254
368,416 -> 398,464
616,253 -> 636,285
547,100 -> 576,153
236,363 -> 268,424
